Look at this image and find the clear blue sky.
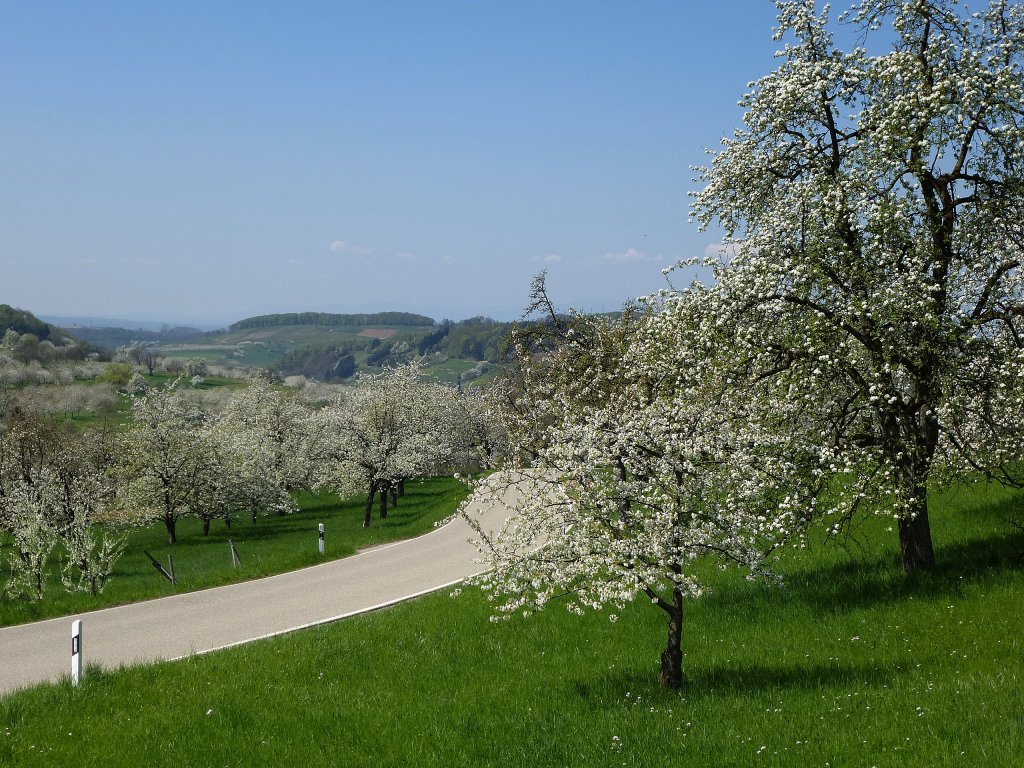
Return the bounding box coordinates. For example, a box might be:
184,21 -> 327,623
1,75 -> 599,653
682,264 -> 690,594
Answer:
1,1 -> 781,326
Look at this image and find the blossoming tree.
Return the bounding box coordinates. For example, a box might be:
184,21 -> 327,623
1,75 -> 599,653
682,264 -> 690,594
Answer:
312,364 -> 454,527
0,412 -> 128,599
214,372 -> 316,520
463,289 -> 807,689
691,0 -> 1024,574
115,383 -> 218,544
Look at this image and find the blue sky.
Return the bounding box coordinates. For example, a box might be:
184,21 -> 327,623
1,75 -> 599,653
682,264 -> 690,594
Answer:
1,1 -> 782,326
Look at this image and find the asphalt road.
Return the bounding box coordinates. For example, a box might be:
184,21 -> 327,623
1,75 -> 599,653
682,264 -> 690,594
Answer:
0,476 -> 519,697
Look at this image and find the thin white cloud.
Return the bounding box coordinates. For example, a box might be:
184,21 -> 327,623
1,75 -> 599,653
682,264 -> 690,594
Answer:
704,242 -> 741,261
329,240 -> 417,260
329,240 -> 375,257
602,247 -> 662,263
532,253 -> 562,263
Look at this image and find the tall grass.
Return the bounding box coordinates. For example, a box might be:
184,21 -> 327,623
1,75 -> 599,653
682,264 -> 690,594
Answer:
1,479 -> 1020,766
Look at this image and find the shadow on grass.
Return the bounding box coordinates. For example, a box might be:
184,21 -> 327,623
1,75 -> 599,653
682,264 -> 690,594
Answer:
205,516 -> 330,544
295,499 -> 339,515
578,658 -> 901,703
371,505 -> 440,530
724,518 -> 1024,616
686,658 -> 898,694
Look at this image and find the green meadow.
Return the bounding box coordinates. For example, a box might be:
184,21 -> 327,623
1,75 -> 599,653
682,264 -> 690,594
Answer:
417,357 -> 478,384
1,479 -> 1020,766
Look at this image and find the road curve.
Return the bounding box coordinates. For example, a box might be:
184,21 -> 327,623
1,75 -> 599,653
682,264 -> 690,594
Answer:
0,477 -> 519,697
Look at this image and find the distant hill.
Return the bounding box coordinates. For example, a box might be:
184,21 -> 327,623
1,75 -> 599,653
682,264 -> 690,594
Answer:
19,305 -> 514,385
40,315 -> 202,332
266,316 -> 514,384
64,325 -> 212,350
230,312 -> 436,331
0,304 -> 77,344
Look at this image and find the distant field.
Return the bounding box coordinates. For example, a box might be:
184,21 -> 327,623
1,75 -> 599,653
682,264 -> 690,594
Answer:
157,347 -> 244,362
421,357 -> 479,385
220,344 -> 280,368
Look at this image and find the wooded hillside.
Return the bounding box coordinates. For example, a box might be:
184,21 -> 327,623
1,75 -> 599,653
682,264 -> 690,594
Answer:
0,305 -> 76,344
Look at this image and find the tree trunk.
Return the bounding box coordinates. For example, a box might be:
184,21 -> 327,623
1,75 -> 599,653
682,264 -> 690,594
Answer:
899,497 -> 936,575
390,483 -> 398,507
398,479 -> 405,497
895,403 -> 938,575
165,516 -> 177,545
379,480 -> 388,520
659,588 -> 684,690
364,484 -> 376,528
202,517 -> 211,536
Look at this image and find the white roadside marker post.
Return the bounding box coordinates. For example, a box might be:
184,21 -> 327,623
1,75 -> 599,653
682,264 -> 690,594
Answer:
71,619 -> 83,686
318,523 -> 325,555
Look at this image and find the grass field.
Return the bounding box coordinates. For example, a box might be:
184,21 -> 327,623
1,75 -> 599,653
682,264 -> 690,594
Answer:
420,357 -> 480,385
0,477 -> 469,628
1,479 -> 1020,766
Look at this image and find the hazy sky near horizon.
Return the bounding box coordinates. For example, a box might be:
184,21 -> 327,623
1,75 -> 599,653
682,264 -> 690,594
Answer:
2,1 -> 783,325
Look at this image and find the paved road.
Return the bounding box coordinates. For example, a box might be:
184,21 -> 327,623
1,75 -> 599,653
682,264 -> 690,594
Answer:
0,476 -> 519,697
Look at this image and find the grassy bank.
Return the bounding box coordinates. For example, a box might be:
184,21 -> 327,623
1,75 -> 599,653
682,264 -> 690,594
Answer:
0,477 -> 468,628
0,479 -> 1021,766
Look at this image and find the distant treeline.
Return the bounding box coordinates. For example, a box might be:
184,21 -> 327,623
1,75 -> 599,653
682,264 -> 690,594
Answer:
231,312 -> 436,331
